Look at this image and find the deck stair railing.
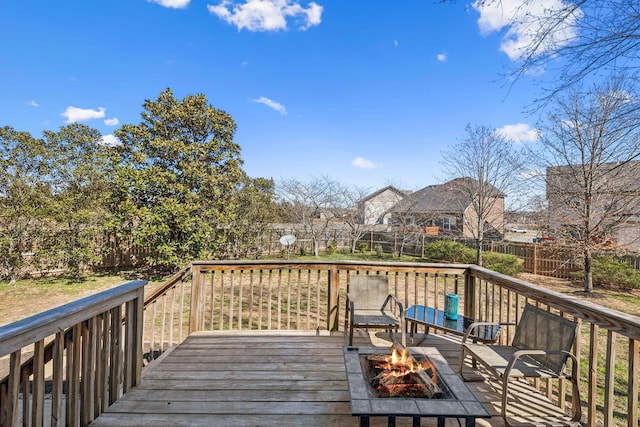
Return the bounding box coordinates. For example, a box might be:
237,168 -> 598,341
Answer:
1,260 -> 638,426
0,280 -> 145,427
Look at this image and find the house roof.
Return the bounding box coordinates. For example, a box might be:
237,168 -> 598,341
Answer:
390,178 -> 504,213
358,185 -> 410,204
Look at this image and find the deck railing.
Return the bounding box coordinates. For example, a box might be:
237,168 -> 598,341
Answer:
0,280 -> 145,427
1,260 -> 639,426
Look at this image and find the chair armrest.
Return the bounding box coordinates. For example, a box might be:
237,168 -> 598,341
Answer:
382,294 -> 404,317
462,321 -> 515,343
462,322 -> 499,343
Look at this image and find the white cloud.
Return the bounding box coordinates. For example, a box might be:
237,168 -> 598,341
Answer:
100,134 -> 121,147
148,0 -> 190,8
61,106 -> 106,123
497,123 -> 539,143
393,40 -> 398,48
253,96 -> 287,114
207,0 -> 323,32
473,0 -> 582,61
436,53 -> 447,62
28,100 -> 39,107
352,157 -> 377,170
104,117 -> 120,126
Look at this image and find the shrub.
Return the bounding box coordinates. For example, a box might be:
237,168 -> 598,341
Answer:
578,256 -> 640,290
356,242 -> 369,253
374,244 -> 384,257
423,241 -> 475,264
327,241 -> 338,255
423,240 -> 523,276
482,252 -> 524,276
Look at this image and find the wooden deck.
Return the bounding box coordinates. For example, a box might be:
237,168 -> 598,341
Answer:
89,331 -> 579,427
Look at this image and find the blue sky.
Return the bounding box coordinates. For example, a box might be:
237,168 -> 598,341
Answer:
1,0 -> 572,192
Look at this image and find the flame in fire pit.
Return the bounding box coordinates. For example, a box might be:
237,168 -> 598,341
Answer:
382,344 -> 437,381
364,343 -> 443,398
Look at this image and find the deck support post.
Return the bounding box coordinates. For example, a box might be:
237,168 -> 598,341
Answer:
327,266 -> 340,331
189,265 -> 203,334
464,269 -> 476,320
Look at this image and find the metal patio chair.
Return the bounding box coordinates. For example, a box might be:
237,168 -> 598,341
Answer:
459,304 -> 581,426
345,274 -> 405,346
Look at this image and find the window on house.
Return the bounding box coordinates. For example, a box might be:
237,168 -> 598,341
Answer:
443,217 -> 451,231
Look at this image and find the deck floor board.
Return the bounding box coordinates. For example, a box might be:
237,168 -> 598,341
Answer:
90,331 -> 577,427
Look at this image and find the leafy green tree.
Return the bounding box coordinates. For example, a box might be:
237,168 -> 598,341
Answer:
112,88 -> 245,270
43,124 -> 115,279
0,127 -> 49,282
226,177 -> 280,258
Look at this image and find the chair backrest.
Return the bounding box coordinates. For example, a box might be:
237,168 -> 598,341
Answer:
512,304 -> 579,374
348,274 -> 391,311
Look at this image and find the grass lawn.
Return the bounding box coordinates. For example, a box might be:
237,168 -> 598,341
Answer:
0,272 -> 163,327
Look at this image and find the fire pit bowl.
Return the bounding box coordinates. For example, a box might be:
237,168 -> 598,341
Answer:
344,345 -> 490,427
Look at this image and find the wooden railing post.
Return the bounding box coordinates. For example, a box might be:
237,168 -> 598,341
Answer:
464,268 -> 476,319
327,266 -> 340,331
124,286 -> 144,392
189,264 -> 203,334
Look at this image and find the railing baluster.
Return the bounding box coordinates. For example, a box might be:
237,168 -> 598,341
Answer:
267,270 -> 273,330
287,269 -> 292,330
160,294 -> 166,353
249,270 -> 255,330
229,270 -> 236,331
179,280 -> 185,342
258,270 -> 264,330
31,339 -> 45,426
587,323 -> 599,426
2,351 -> 21,427
219,271 -> 225,331
306,269 -> 311,330
628,338 -> 639,427
277,269 -> 283,330
296,270 -> 302,330
51,331 -> 64,427
109,306 -> 121,406
168,287 -> 175,347
209,271 -> 215,330
315,269 -> 321,330
604,330 -> 617,426
68,323 -> 81,426
149,302 -> 156,360
81,318 -> 96,425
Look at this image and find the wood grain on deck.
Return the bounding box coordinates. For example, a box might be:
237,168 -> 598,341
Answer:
90,331 -> 576,427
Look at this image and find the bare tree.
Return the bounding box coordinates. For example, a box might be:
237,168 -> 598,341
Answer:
529,76 -> 640,292
277,176 -> 343,257
332,185 -> 375,254
442,124 -> 524,266
470,0 -> 640,104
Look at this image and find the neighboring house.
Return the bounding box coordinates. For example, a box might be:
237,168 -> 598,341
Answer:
388,178 -> 505,239
546,162 -> 640,251
357,186 -> 409,225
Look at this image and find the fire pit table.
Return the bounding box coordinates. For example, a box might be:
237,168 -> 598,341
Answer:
343,345 -> 490,427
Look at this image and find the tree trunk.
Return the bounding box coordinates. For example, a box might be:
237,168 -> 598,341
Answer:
583,249 -> 593,293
